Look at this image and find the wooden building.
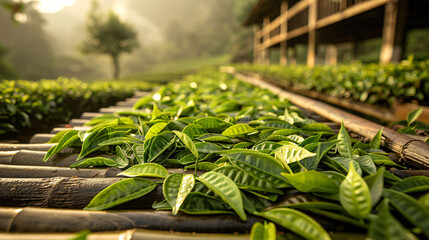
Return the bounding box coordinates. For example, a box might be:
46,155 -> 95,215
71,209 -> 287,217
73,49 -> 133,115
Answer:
244,0 -> 429,65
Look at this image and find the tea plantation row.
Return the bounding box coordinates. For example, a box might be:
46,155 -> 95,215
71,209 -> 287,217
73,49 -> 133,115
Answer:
235,58 -> 429,107
0,77 -> 155,136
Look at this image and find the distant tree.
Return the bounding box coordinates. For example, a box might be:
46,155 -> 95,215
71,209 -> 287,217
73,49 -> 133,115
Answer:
81,1 -> 139,79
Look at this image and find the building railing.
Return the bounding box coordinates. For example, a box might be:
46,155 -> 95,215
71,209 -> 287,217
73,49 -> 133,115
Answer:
254,0 -> 388,53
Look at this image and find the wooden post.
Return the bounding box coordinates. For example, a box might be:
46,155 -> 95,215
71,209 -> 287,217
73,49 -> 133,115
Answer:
325,44 -> 338,65
253,26 -> 259,64
307,0 -> 317,66
280,1 -> 288,65
392,0 -> 407,62
380,0 -> 406,64
263,17 -> 270,64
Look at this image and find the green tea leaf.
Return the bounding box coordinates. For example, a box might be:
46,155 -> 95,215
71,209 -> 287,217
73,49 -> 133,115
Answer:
84,178 -> 156,210
339,163 -> 371,219
70,157 -> 117,168
78,127 -> 111,160
369,128 -> 383,149
173,130 -> 198,159
163,173 -> 195,215
197,171 -> 247,221
145,122 -> 168,140
43,130 -> 79,162
337,121 -> 353,158
221,149 -> 290,188
419,192 -> 429,208
301,140 -> 340,170
184,162 -> 219,171
364,167 -> 384,206
146,131 -> 176,162
368,199 -> 409,240
213,165 -> 282,194
383,189 -> 429,238
194,117 -> 232,132
390,176 -> 429,194
152,103 -> 162,120
222,123 -> 255,137
118,163 -> 168,178
274,145 -> 316,165
195,142 -> 222,153
301,123 -> 333,134
182,123 -> 207,139
256,208 -> 331,240
354,155 -> 377,174
155,192 -> 232,215
281,171 -> 339,193
407,107 -> 423,126
250,222 -> 276,240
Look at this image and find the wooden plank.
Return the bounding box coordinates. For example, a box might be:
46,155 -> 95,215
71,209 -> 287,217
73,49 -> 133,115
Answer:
286,26 -> 309,40
316,0 -> 389,29
380,0 -> 398,64
287,0 -> 310,20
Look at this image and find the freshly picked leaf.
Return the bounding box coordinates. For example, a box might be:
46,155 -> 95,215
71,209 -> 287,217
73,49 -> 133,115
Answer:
407,107 -> 423,126
173,130 -> 198,159
337,121 -> 353,158
70,156 -> 118,168
163,173 -> 195,215
339,164 -> 371,219
84,178 -> 156,210
145,122 -> 169,140
197,171 -> 247,221
281,171 -> 339,194
256,208 -> 331,240
274,145 -> 316,166
222,123 -> 256,137
118,163 -> 168,178
43,130 -> 79,162
250,222 -> 276,240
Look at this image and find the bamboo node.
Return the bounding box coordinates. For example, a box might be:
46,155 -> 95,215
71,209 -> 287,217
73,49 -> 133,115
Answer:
46,177 -> 67,208
400,139 -> 422,164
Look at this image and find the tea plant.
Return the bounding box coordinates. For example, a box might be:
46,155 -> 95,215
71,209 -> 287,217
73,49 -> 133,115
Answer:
45,70 -> 429,239
0,77 -> 155,136
235,58 -> 429,107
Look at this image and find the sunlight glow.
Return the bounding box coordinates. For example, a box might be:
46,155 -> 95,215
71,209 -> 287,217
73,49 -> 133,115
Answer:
17,0 -> 76,14
37,0 -> 76,13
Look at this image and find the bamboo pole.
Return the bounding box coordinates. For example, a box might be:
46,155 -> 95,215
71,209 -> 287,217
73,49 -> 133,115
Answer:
235,72 -> 429,169
0,207 -> 259,233
67,119 -> 90,127
0,150 -> 81,167
30,134 -> 56,144
80,112 -> 104,119
0,164 -> 121,178
0,229 -> 251,240
0,143 -> 55,152
0,170 -> 197,208
0,177 -> 160,209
